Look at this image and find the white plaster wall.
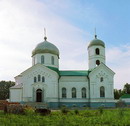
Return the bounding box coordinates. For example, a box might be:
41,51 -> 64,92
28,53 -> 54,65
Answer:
32,53 -> 59,68
121,98 -> 130,102
89,66 -> 114,102
10,89 -> 22,102
21,64 -> 59,102
59,76 -> 88,102
88,46 -> 105,69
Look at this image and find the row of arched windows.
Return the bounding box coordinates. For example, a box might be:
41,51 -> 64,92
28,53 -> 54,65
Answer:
62,87 -> 87,98
62,86 -> 105,98
34,75 -> 45,83
41,55 -> 55,65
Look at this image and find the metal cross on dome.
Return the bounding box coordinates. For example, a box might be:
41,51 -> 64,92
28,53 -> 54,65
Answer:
44,28 -> 47,41
95,28 -> 97,39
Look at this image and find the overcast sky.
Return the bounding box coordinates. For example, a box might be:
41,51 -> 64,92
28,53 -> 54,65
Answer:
0,0 -> 130,89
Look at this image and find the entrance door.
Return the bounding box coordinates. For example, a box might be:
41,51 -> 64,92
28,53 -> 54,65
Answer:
36,89 -> 42,102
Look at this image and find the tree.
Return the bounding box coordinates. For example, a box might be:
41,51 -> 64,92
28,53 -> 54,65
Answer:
123,83 -> 130,94
0,81 -> 15,100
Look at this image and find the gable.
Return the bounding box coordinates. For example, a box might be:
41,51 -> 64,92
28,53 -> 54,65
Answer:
16,64 -> 59,80
89,63 -> 115,77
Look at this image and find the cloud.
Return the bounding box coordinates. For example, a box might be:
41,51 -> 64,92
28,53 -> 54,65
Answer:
106,45 -> 130,89
0,0 -> 90,81
0,0 -> 129,90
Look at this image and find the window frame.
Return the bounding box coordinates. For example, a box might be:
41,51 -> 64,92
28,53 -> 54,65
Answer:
34,77 -> 37,83
96,60 -> 100,65
51,56 -> 54,65
82,87 -> 86,98
41,55 -> 44,64
100,86 -> 105,98
62,87 -> 67,98
95,48 -> 100,55
72,87 -> 76,98
38,75 -> 41,82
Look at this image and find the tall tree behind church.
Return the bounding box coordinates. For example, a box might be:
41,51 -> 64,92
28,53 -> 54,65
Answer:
123,83 -> 130,94
0,81 -> 15,100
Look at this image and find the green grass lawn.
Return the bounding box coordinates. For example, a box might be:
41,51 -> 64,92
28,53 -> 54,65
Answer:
0,108 -> 130,126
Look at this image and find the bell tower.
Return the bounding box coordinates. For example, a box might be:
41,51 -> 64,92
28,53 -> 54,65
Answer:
88,35 -> 106,70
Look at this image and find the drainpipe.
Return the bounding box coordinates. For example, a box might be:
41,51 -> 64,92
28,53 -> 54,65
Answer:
87,72 -> 91,108
58,75 -> 61,108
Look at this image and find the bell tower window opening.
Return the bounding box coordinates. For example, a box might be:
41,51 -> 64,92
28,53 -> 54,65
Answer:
96,60 -> 100,66
95,48 -> 100,55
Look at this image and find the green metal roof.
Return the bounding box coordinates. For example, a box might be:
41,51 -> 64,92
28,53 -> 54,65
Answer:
120,94 -> 130,98
60,70 -> 89,76
88,38 -> 105,48
47,66 -> 89,76
47,66 -> 59,74
32,41 -> 59,57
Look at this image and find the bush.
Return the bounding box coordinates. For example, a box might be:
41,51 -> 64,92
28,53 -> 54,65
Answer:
98,106 -> 104,114
6,104 -> 24,114
74,109 -> 79,115
24,106 -> 35,115
36,108 -> 51,115
61,107 -> 69,114
116,100 -> 126,108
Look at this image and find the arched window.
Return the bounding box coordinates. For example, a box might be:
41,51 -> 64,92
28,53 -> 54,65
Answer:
100,77 -> 103,82
41,55 -> 44,64
100,86 -> 105,97
96,60 -> 100,66
42,76 -> 45,82
38,75 -> 41,82
51,56 -> 54,65
82,88 -> 86,98
72,87 -> 76,98
33,57 -> 35,65
34,77 -> 37,83
95,48 -> 100,55
62,88 -> 66,98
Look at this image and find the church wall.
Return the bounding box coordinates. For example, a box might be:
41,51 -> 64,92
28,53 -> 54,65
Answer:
89,68 -> 114,101
10,89 -> 22,102
59,76 -> 88,101
20,65 -> 59,102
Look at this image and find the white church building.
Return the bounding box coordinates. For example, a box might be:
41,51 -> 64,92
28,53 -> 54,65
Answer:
10,34 -> 115,108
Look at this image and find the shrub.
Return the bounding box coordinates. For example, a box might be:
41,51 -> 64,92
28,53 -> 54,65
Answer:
24,105 -> 35,115
36,108 -> 51,115
98,106 -> 104,114
116,100 -> 126,108
74,109 -> 79,115
6,104 -> 24,114
61,107 -> 69,114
